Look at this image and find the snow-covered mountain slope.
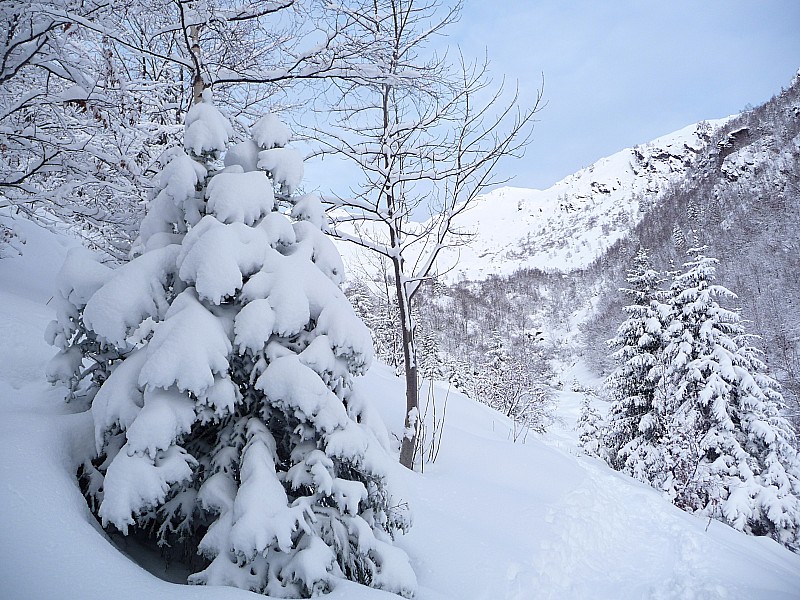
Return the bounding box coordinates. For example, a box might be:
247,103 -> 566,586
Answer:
3,211 -> 800,599
580,77 -> 800,404
428,119 -> 730,282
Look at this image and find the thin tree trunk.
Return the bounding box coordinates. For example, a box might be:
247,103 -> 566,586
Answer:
380,76 -> 421,468
394,256 -> 419,469
190,24 -> 204,105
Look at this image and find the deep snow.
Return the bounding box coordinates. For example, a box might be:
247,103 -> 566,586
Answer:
1,211 -> 799,599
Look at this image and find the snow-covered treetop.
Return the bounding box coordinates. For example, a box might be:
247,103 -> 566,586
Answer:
184,89 -> 234,159
620,247 -> 665,304
670,248 -> 737,319
206,169 -> 275,226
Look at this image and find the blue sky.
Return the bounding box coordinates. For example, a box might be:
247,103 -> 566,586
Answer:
450,0 -> 800,190
305,1 -> 800,199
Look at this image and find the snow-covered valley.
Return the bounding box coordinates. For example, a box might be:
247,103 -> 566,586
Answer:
2,206 -> 799,600
3,0 -> 800,597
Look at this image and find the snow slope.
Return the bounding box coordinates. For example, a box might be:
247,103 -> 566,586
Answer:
2,212 -> 799,599
433,120 -> 735,281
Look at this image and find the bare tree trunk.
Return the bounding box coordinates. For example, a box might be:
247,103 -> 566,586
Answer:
394,255 -> 419,469
190,24 -> 204,105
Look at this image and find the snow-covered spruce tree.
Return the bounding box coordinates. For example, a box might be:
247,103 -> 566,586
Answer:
657,248 -> 800,550
603,248 -> 670,479
417,325 -> 446,382
46,91 -> 416,596
577,397 -> 604,459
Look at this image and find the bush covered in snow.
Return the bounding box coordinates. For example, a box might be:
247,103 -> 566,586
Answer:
577,397 -> 604,459
46,90 -> 415,597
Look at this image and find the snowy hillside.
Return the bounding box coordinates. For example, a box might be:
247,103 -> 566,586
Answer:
422,119 -> 730,282
2,211 -> 800,599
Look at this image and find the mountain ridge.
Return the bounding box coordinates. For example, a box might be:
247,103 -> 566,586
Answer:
432,118 -> 733,282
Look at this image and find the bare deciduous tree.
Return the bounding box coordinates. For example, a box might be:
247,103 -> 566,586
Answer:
315,0 -> 541,468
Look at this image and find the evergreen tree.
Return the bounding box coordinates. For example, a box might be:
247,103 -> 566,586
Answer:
656,248 -> 800,550
671,225 -> 687,253
417,324 -> 445,381
603,247 -> 800,550
577,397 -> 604,459
47,92 -> 416,597
604,248 -> 670,478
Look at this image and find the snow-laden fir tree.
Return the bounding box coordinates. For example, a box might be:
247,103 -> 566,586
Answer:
656,248 -> 800,550
46,90 -> 416,597
603,248 -> 670,478
417,325 -> 446,382
577,397 -> 604,459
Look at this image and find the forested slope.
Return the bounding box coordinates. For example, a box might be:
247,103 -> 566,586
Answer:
583,71 -> 800,420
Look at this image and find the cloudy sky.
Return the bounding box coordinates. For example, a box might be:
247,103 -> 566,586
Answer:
449,0 -> 800,190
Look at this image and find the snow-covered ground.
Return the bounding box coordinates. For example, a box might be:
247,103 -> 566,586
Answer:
2,212 -> 799,599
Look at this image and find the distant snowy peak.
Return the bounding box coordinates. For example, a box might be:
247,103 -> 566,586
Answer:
433,118 -> 731,282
